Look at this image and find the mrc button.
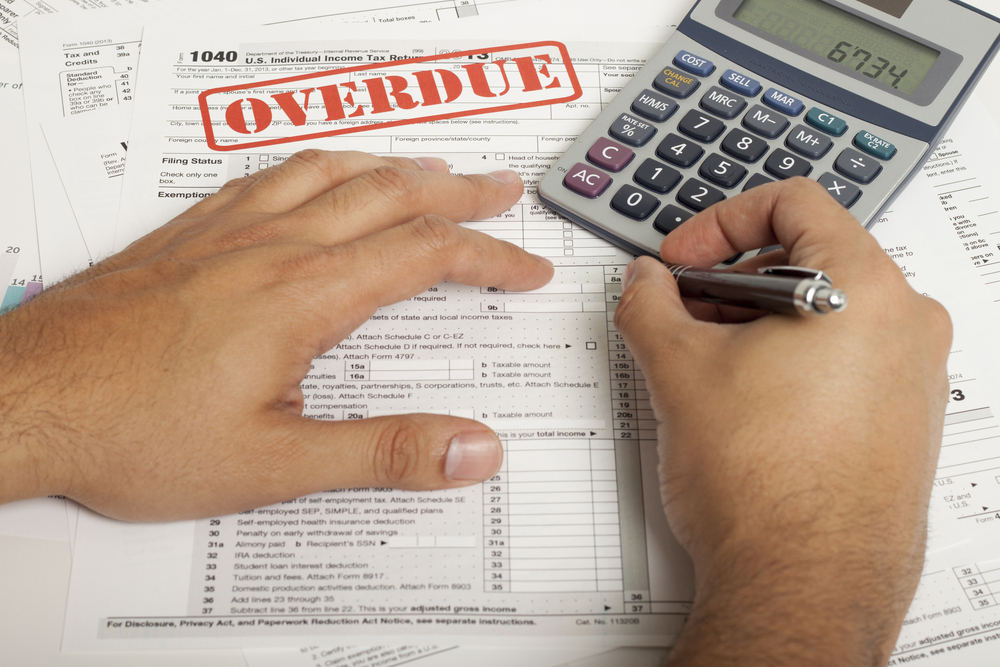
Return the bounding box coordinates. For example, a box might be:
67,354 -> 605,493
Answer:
762,87 -> 804,116
673,50 -> 715,76
700,86 -> 747,119
854,131 -> 896,159
653,67 -> 699,99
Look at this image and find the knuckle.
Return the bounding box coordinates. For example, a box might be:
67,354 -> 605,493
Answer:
405,215 -> 463,255
919,296 -> 954,351
364,165 -> 425,208
370,421 -> 423,486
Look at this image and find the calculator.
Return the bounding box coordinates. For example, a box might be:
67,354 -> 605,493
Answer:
538,0 -> 1000,259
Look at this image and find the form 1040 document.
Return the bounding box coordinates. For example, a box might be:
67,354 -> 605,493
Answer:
62,16 -> 696,651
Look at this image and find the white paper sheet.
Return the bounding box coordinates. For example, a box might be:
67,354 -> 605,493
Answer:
59,13 -> 699,651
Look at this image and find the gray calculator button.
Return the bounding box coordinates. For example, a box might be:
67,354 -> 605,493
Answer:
609,112 -> 657,147
834,148 -> 882,184
653,66 -> 700,99
742,173 -> 775,191
631,89 -> 678,123
634,158 -> 682,194
721,128 -> 768,163
742,104 -> 789,139
677,178 -> 726,212
678,109 -> 725,143
700,86 -> 747,119
764,149 -> 812,179
612,184 -> 660,220
653,205 -> 693,234
699,153 -> 747,188
785,124 -> 833,159
817,172 -> 861,208
656,133 -> 704,167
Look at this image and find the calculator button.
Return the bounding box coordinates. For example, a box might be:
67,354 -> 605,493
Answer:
656,133 -> 704,167
742,105 -> 789,139
563,162 -> 612,198
720,69 -> 761,97
764,149 -> 813,179
762,87 -> 804,116
633,158 -> 682,194
631,89 -> 678,123
673,50 -> 715,77
806,107 -> 848,136
699,153 -> 747,188
609,112 -> 657,147
653,67 -> 700,99
700,86 -> 747,119
678,110 -> 725,143
677,178 -> 726,212
587,137 -> 634,172
817,172 -> 862,208
854,131 -> 897,160
612,184 -> 660,220
742,173 -> 775,191
721,129 -> 768,163
834,148 -> 882,184
785,125 -> 833,159
653,205 -> 693,235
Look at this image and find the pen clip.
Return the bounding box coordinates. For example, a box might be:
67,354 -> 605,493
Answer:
757,265 -> 833,285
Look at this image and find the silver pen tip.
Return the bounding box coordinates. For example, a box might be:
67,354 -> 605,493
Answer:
813,287 -> 848,313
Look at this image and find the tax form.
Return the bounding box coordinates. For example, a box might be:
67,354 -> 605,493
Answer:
59,14 -> 697,650
15,0 -> 1000,660
17,0 -> 541,285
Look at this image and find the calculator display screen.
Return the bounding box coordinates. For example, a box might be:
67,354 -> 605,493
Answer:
732,0 -> 939,96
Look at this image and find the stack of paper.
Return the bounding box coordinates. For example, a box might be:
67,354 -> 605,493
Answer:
5,0 -> 1000,664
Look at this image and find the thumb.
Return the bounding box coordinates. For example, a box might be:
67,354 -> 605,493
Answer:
614,257 -> 721,395
272,413 -> 503,493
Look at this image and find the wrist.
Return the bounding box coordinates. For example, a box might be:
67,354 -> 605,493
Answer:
0,307 -> 71,504
667,529 -> 924,667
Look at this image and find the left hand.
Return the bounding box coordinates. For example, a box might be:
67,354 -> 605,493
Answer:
0,150 -> 553,521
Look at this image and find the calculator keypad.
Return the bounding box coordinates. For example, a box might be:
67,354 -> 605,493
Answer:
545,42 -> 917,257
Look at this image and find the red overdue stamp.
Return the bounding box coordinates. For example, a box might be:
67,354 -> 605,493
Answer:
198,42 -> 582,152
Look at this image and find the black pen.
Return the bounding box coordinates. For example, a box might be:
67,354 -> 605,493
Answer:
667,264 -> 848,315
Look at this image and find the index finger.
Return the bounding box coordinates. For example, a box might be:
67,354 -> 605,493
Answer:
660,177 -> 886,277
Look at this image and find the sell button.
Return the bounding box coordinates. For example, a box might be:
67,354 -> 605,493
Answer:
854,131 -> 896,160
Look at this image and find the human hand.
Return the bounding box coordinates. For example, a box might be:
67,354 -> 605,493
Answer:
614,178 -> 951,666
0,150 -> 552,521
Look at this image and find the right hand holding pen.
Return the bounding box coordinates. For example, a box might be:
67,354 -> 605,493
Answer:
614,177 -> 952,666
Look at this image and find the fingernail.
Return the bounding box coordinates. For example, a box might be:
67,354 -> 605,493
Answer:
445,432 -> 502,481
486,169 -> 521,184
622,261 -> 637,290
531,253 -> 554,269
413,157 -> 449,172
